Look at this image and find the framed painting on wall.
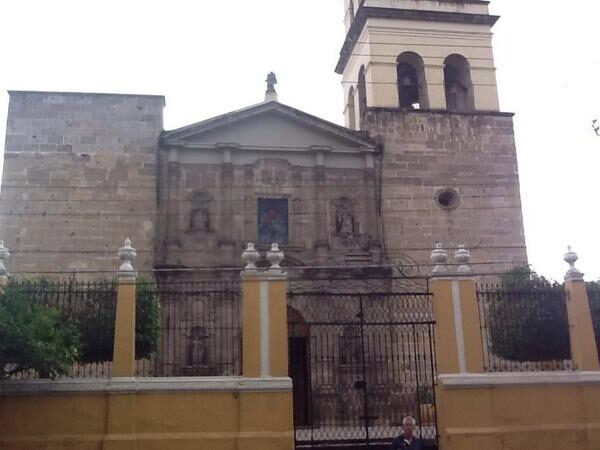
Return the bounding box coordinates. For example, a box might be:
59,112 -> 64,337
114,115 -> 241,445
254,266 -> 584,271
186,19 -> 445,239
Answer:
257,198 -> 289,246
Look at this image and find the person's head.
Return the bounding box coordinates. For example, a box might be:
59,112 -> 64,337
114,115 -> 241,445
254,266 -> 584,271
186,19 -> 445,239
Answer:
402,416 -> 416,437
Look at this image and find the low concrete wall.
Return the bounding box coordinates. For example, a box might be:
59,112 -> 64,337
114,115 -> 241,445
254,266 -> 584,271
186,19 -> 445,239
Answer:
437,372 -> 600,450
0,377 -> 293,450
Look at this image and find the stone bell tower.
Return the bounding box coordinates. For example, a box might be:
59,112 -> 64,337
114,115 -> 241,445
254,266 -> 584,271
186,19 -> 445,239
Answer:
337,0 -> 528,274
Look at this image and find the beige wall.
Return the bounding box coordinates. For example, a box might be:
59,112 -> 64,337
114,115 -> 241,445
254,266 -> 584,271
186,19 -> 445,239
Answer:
342,5 -> 500,128
437,373 -> 600,450
0,378 -> 293,450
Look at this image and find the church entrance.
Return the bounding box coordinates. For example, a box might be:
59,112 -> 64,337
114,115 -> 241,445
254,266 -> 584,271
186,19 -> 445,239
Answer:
287,286 -> 438,450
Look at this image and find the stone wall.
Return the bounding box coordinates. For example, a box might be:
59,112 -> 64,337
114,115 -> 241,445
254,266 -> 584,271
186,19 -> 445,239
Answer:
0,91 -> 164,275
157,157 -> 382,269
363,109 -> 528,275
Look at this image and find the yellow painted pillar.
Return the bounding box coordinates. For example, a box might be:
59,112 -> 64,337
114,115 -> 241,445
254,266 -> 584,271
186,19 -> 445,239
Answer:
104,238 -> 138,450
241,243 -> 289,377
564,248 -> 600,371
112,238 -> 137,378
430,244 -> 484,375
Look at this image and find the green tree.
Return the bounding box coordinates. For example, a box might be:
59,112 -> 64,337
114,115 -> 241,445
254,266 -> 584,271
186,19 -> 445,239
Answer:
487,266 -> 571,362
75,279 -> 160,362
0,284 -> 80,379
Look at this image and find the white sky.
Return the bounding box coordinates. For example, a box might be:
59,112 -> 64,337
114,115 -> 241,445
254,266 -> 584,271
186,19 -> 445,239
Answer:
0,0 -> 598,281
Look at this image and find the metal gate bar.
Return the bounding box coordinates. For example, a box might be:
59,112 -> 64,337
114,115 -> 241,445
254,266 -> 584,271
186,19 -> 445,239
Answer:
288,290 -> 437,449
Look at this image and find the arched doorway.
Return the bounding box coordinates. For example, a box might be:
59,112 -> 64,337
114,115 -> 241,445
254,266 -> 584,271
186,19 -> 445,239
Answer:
288,306 -> 311,427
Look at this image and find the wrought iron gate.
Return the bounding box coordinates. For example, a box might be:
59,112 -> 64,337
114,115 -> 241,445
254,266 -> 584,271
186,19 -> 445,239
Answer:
288,290 -> 437,449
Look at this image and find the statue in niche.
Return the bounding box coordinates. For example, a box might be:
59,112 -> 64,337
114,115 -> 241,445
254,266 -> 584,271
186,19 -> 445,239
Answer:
334,197 -> 356,237
189,191 -> 213,234
186,326 -> 208,367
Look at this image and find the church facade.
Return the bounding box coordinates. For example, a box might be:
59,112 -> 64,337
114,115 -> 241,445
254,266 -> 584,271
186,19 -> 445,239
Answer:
0,0 -> 527,277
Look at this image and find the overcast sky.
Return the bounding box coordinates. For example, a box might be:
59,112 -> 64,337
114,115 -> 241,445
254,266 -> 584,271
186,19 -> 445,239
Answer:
0,0 -> 598,281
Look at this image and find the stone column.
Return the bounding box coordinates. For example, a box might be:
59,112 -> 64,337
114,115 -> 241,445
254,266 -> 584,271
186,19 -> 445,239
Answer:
0,241 -> 10,292
240,243 -> 289,378
424,63 -> 446,110
430,244 -> 484,374
112,238 -> 137,378
218,148 -> 236,260
313,151 -> 329,261
363,153 -> 378,253
563,247 -> 600,371
165,148 -> 181,250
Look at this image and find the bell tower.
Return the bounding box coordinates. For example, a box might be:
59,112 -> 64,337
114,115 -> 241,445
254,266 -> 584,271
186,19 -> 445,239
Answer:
339,0 -> 501,129
337,0 -> 528,274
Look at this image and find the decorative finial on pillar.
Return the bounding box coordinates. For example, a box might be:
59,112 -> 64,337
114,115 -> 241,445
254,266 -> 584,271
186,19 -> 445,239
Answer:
266,243 -> 285,274
430,242 -> 449,276
118,238 -> 137,279
242,243 -> 260,272
265,72 -> 278,102
0,240 -> 10,283
564,246 -> 584,281
454,245 -> 472,274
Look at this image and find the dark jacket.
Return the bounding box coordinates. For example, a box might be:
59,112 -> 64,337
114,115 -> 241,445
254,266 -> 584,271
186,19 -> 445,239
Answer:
391,435 -> 421,450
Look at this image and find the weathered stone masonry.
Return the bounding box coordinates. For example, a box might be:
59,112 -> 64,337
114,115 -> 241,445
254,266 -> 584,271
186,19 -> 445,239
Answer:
365,109 -> 527,274
0,91 -> 164,273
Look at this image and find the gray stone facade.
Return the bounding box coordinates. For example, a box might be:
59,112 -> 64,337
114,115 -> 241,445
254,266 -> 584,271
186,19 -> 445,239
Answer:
0,91 -> 164,274
0,92 -> 527,277
364,109 -> 528,275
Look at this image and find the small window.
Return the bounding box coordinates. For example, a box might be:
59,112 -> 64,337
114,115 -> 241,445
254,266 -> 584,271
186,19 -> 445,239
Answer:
436,189 -> 460,210
257,198 -> 289,245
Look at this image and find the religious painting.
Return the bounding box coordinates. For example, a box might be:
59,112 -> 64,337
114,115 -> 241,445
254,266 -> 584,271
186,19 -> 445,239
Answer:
257,198 -> 289,245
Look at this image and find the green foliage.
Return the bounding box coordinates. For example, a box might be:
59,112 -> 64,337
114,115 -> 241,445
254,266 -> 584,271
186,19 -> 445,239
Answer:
416,385 -> 434,404
75,278 -> 160,362
0,278 -> 161,378
587,281 -> 600,355
134,280 -> 161,360
0,284 -> 80,379
487,266 -> 571,362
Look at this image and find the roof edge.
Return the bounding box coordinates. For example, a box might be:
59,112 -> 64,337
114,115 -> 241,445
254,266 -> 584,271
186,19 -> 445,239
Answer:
8,90 -> 165,103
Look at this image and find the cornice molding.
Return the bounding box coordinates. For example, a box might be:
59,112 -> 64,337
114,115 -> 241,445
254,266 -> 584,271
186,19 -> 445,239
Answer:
0,376 -> 293,396
336,6 -> 499,74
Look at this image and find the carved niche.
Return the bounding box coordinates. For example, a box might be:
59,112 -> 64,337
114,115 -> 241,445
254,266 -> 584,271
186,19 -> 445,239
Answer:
189,191 -> 213,236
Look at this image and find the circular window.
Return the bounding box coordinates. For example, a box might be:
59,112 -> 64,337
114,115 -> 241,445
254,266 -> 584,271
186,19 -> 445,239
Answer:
436,189 -> 460,210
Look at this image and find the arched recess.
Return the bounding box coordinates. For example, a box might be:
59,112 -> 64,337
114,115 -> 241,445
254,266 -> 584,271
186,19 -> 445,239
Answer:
347,86 -> 356,130
397,52 -> 429,109
444,54 -> 475,112
357,65 -> 367,118
288,306 -> 311,427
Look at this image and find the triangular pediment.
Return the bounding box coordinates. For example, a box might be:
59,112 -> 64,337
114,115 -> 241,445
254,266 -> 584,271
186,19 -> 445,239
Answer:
161,101 -> 376,151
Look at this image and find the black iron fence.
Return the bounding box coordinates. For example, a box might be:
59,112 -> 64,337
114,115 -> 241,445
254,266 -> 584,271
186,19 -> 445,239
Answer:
1,278 -> 242,379
477,283 -> 574,372
2,279 -> 117,379
587,283 -> 600,358
136,280 -> 242,377
287,288 -> 437,449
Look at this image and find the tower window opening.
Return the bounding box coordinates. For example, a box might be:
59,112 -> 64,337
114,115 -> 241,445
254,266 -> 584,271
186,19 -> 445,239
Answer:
347,87 -> 356,130
358,66 -> 367,117
444,54 -> 475,112
397,63 -> 419,108
397,52 -> 428,110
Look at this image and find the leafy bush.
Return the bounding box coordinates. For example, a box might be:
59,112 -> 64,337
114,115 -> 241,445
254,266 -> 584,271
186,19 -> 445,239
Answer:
76,279 -> 160,362
0,278 -> 161,377
588,281 -> 600,355
486,266 -> 571,362
0,284 -> 80,379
